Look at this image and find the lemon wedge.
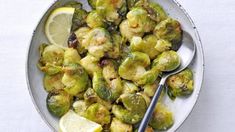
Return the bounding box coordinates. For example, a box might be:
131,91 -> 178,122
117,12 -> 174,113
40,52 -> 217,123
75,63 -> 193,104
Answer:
45,7 -> 75,47
59,110 -> 102,132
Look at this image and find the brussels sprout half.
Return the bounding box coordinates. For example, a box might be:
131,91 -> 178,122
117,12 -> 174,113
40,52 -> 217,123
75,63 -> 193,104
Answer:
47,90 -> 72,117
112,93 -> 147,124
86,10 -> 107,28
82,28 -> 113,58
110,118 -> 133,132
167,68 -> 194,98
127,7 -> 156,33
149,103 -> 174,130
84,103 -> 111,125
152,50 -> 180,72
43,73 -> 64,92
154,18 -> 182,45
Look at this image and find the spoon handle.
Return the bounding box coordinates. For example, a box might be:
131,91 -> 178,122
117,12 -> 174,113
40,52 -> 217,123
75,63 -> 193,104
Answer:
138,83 -> 165,132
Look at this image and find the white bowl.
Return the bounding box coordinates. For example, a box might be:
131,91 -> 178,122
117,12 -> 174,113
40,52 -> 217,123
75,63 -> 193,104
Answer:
26,0 -> 205,131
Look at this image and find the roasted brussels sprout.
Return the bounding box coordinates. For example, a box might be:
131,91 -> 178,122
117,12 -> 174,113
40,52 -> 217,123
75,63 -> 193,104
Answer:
119,52 -> 150,81
63,48 -> 81,65
62,49 -> 89,95
82,28 -> 113,58
119,20 -> 144,41
134,67 -> 160,85
154,18 -> 182,45
167,68 -> 194,98
143,2 -> 167,23
96,0 -> 126,22
84,103 -> 111,125
112,93 -> 147,124
110,118 -> 133,132
93,71 -> 123,101
143,81 -> 158,97
106,33 -> 122,59
47,90 -> 71,117
72,100 -> 88,116
64,1 -> 87,31
74,27 -> 90,54
84,88 -> 112,110
126,7 -> 156,33
155,39 -> 172,52
138,92 -> 151,106
38,44 -> 64,75
130,35 -> 171,59
101,59 -> 119,81
86,10 -> 106,28
119,52 -> 159,85
80,54 -> 102,76
88,0 -> 97,9
71,8 -> 88,31
149,103 -> 174,130
122,80 -> 139,94
43,73 -> 64,92
62,63 -> 89,95
38,63 -> 63,75
152,50 -> 180,72
39,44 -> 64,66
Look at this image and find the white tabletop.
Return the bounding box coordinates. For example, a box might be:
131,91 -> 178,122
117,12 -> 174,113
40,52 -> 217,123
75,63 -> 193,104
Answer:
0,0 -> 234,131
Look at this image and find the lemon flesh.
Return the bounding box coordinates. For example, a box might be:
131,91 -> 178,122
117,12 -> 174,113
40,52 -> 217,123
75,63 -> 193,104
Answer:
45,7 -> 75,47
59,110 -> 102,132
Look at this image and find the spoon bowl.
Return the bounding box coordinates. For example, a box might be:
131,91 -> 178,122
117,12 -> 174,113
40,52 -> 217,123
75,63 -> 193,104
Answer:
138,31 -> 196,132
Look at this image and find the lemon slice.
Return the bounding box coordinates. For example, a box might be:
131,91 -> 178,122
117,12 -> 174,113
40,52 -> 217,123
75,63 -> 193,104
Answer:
45,7 -> 75,47
59,110 -> 102,132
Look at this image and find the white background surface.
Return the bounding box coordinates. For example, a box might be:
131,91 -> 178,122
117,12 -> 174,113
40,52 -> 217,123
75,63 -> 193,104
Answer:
0,0 -> 234,131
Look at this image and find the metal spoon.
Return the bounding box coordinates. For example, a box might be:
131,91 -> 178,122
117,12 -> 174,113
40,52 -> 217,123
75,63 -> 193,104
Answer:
138,31 -> 196,132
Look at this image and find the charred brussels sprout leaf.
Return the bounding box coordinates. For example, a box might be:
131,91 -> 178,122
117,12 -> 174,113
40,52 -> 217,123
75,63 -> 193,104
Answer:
47,90 -> 71,117
149,103 -> 174,130
167,68 -> 194,97
84,103 -> 111,125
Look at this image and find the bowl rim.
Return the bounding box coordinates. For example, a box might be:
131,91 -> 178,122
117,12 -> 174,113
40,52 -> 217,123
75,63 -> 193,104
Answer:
25,0 -> 205,131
